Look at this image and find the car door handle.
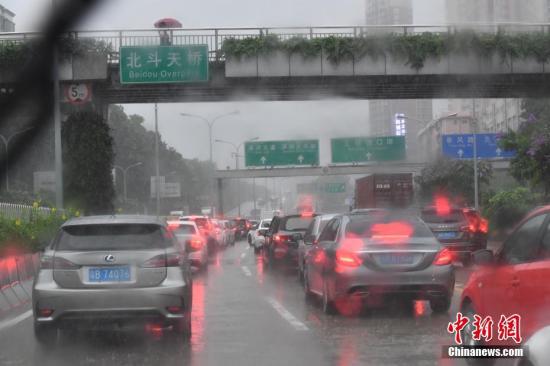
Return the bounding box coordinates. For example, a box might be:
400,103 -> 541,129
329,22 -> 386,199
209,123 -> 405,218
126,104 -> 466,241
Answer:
510,278 -> 520,287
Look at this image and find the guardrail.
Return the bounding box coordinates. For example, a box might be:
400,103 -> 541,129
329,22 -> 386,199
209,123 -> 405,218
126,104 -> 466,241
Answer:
2,23 -> 550,62
0,202 -> 62,222
0,253 -> 39,312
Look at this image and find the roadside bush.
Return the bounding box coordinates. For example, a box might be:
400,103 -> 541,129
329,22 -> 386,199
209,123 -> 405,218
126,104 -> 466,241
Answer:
484,187 -> 539,233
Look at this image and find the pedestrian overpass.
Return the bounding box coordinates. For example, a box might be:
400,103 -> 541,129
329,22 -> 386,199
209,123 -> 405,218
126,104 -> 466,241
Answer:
3,24 -> 550,103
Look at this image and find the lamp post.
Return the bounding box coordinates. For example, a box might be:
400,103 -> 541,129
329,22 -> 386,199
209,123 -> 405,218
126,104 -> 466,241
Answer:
214,137 -> 259,216
180,111 -> 239,216
114,162 -> 142,203
215,137 -> 259,169
0,127 -> 33,191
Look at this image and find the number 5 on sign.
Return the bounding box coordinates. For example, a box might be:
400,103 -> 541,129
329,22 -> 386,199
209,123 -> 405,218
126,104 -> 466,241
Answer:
63,83 -> 92,105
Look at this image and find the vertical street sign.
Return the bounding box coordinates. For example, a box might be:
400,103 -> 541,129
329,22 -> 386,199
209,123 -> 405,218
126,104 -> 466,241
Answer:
331,136 -> 406,163
120,45 -> 209,84
442,134 -> 516,159
245,140 -> 319,167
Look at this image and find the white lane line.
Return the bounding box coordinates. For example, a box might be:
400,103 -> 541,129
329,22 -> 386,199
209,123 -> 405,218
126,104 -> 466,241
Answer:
0,310 -> 32,333
240,252 -> 247,259
266,298 -> 309,331
241,266 -> 252,277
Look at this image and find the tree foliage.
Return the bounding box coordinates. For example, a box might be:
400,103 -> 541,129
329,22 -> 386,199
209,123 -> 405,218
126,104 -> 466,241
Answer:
62,111 -> 115,214
415,158 -> 493,206
483,187 -> 538,232
500,99 -> 550,198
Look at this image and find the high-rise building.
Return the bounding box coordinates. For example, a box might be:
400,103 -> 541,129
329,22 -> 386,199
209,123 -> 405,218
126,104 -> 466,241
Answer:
0,4 -> 15,32
365,0 -> 433,162
446,0 -> 546,24
444,0 -> 536,133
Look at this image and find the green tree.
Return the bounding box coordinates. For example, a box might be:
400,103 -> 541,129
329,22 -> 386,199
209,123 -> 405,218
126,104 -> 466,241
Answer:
415,158 -> 493,206
62,111 -> 115,214
500,99 -> 550,199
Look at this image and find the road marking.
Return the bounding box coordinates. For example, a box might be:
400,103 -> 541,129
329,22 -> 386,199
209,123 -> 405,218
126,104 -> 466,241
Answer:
0,310 -> 32,333
241,266 -> 252,277
241,252 -> 247,259
266,298 -> 309,331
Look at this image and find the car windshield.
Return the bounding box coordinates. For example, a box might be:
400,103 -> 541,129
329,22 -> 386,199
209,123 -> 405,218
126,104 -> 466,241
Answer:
280,216 -> 315,231
261,221 -> 271,228
421,209 -> 465,224
56,224 -> 168,251
346,217 -> 434,239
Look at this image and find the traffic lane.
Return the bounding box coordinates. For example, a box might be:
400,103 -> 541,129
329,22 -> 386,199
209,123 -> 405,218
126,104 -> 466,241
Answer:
246,250 -> 479,366
0,241 -> 332,366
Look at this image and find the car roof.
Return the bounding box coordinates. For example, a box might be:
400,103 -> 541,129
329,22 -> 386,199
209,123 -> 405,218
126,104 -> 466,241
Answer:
62,215 -> 165,227
180,215 -> 209,219
168,220 -> 197,226
317,213 -> 339,220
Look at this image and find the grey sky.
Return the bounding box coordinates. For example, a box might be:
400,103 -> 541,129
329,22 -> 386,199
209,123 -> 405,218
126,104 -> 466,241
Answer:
3,0 -> 446,167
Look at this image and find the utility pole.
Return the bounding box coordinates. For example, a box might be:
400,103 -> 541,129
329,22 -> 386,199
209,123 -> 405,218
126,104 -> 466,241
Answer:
52,0 -> 63,209
472,99 -> 479,210
154,104 -> 161,217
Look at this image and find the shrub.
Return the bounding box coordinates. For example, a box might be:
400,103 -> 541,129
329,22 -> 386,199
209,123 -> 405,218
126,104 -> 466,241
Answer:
484,187 -> 539,232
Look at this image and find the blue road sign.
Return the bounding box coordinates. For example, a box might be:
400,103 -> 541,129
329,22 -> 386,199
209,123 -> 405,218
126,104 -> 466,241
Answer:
442,134 -> 516,159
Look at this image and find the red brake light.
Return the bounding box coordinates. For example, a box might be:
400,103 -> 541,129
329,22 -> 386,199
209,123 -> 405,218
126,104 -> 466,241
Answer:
274,235 -> 281,243
166,306 -> 183,314
38,308 -> 54,318
335,250 -> 362,267
433,248 -> 453,266
479,219 -> 489,234
434,195 -> 451,216
189,236 -> 203,250
301,211 -> 314,218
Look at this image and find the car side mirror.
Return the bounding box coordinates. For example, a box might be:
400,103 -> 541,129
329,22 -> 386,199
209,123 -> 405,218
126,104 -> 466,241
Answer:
473,249 -> 494,266
292,233 -> 303,242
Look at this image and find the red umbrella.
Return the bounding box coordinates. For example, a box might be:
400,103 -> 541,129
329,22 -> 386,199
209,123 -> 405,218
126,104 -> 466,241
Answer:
154,18 -> 182,28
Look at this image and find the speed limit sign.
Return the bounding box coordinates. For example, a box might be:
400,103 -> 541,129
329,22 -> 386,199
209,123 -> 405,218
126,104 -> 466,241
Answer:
64,83 -> 92,105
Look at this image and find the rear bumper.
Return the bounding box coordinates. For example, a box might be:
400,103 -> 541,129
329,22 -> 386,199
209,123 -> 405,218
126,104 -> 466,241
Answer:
271,245 -> 299,265
32,269 -> 190,327
329,264 -> 455,300
188,250 -> 207,266
252,237 -> 265,248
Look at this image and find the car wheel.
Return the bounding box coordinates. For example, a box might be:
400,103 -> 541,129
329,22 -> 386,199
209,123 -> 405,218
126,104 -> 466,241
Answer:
460,304 -> 495,366
322,281 -> 337,315
429,295 -> 451,313
34,321 -> 58,346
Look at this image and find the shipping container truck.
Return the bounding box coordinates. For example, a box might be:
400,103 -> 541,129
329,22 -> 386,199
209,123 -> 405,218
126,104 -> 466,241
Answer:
354,174 -> 414,209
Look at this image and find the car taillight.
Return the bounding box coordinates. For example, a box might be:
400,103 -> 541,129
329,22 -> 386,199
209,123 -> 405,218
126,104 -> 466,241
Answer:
189,236 -> 204,250
37,308 -> 54,318
479,219 -> 489,234
433,248 -> 453,266
142,253 -> 182,268
335,250 -> 362,267
41,256 -> 80,270
274,235 -> 281,243
460,224 -> 476,233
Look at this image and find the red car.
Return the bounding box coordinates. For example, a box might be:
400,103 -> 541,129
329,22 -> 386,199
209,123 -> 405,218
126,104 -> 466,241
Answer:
460,205 -> 550,347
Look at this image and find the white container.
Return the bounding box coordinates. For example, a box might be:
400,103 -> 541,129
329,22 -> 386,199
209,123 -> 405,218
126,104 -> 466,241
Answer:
258,51 -> 290,77
225,56 -> 258,78
289,54 -> 322,76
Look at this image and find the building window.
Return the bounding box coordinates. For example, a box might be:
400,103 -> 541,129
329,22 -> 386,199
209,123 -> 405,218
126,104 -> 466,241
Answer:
395,113 -> 406,136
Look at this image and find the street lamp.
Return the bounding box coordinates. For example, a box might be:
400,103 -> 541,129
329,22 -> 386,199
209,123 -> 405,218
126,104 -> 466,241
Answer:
215,136 -> 259,169
0,127 -> 33,191
114,162 -> 142,203
180,111 -> 240,163
406,113 -> 459,134
214,137 -> 259,217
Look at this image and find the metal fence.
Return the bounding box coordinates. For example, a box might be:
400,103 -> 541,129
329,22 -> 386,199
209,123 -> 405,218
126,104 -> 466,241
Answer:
2,23 -> 550,62
0,202 -> 60,222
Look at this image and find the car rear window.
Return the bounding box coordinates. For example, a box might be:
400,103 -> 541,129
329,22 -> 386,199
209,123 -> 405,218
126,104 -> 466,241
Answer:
318,219 -> 332,234
261,221 -> 271,228
280,216 -> 315,231
56,224 -> 169,251
421,209 -> 465,223
346,218 -> 434,238
172,224 -> 197,235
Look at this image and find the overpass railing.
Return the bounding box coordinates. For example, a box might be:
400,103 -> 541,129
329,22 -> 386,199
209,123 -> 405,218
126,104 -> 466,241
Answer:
2,23 -> 550,62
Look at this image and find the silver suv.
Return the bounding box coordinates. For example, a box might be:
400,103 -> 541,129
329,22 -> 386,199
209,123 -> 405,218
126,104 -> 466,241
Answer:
32,215 -> 193,344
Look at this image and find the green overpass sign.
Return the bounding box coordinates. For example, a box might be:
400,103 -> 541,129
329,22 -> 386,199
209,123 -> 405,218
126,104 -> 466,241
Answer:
331,136 -> 406,163
120,45 -> 208,84
245,140 -> 319,167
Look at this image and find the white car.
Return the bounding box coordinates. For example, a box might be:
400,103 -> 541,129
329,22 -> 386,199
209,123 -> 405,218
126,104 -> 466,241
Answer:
168,220 -> 208,270
515,326 -> 550,366
250,219 -> 272,253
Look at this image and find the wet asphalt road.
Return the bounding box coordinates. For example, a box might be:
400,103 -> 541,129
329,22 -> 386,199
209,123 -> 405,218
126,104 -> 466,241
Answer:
0,241 -> 494,366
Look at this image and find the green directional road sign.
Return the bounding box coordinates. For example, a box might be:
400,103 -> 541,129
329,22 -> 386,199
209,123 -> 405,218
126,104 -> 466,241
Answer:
245,140 -> 319,167
120,45 -> 208,84
331,136 -> 406,163
323,183 -> 346,193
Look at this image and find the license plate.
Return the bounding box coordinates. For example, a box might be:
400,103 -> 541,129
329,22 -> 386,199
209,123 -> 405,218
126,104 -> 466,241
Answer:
88,267 -> 131,282
377,253 -> 416,265
437,232 -> 457,240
